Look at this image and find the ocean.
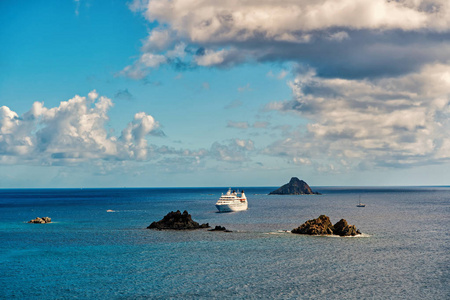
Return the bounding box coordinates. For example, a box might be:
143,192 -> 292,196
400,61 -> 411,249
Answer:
0,187 -> 448,299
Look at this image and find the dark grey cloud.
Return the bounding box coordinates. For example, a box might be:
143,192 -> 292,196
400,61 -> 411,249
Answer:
265,30 -> 450,79
114,89 -> 134,101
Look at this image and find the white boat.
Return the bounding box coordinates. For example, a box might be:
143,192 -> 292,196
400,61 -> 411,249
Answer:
215,188 -> 248,212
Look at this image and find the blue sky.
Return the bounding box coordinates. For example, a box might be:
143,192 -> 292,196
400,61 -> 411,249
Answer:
1,0 -> 450,187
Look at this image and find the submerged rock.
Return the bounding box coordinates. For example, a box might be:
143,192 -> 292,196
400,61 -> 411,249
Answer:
28,217 -> 52,224
292,215 -> 361,236
147,210 -> 210,230
208,225 -> 232,232
269,177 -> 320,195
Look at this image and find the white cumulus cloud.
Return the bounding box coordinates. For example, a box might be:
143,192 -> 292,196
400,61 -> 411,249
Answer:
0,92 -> 161,165
264,63 -> 450,170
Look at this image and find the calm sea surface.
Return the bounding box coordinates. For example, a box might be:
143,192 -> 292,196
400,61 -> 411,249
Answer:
0,187 -> 449,299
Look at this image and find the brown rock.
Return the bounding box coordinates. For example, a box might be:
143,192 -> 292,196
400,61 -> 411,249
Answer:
292,215 -> 361,236
333,219 -> 359,236
28,217 -> 51,224
291,215 -> 334,235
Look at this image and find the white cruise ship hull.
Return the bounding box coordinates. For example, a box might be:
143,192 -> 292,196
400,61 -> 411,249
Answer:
216,201 -> 248,212
215,188 -> 248,212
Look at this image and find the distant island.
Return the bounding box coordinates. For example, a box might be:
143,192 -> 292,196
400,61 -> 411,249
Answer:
269,177 -> 320,195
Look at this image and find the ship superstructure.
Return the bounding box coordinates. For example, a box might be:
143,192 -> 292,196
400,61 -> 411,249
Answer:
215,188 -> 248,212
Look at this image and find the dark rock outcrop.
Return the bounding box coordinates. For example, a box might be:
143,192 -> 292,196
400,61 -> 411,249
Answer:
147,210 -> 210,230
28,217 -> 51,224
333,219 -> 361,236
208,225 -> 232,232
269,177 -> 320,195
291,215 -> 361,236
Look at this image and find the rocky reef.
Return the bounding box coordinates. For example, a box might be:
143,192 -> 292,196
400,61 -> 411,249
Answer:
147,210 -> 210,230
28,217 -> 52,224
269,177 -> 320,195
291,215 -> 361,236
208,225 -> 232,232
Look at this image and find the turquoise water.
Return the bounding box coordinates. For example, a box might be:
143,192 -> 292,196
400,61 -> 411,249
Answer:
0,187 -> 449,299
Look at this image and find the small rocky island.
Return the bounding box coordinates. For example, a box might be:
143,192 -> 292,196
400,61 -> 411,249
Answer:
269,177 -> 320,195
28,217 -> 52,224
147,210 -> 210,230
291,215 -> 361,236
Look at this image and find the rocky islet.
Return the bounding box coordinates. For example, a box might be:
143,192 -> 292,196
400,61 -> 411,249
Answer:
147,210 -> 210,230
28,217 -> 52,224
291,215 -> 361,236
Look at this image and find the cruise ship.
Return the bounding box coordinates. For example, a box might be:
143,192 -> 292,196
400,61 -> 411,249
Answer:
215,188 -> 248,212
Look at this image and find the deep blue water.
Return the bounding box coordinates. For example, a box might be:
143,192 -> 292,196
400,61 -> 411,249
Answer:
0,187 -> 449,299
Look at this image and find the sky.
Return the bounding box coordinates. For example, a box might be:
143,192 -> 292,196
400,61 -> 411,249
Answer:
1,0 -> 450,188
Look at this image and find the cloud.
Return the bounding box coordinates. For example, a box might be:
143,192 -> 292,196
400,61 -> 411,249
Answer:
114,89 -> 134,101
224,99 -> 243,109
327,31 -> 349,41
227,121 -> 249,129
120,53 -> 168,79
210,139 -> 255,162
195,49 -> 227,66
0,91 -> 162,165
277,70 -> 289,79
142,29 -> 175,52
140,53 -> 167,68
267,70 -> 289,79
136,0 -> 445,39
142,79 -> 163,86
74,0 -> 80,16
121,112 -> 160,160
0,91 -> 262,175
202,82 -> 210,90
264,63 -> 450,170
253,121 -> 269,129
124,0 -> 450,79
120,0 -> 450,173
227,121 -> 270,129
237,83 -> 252,92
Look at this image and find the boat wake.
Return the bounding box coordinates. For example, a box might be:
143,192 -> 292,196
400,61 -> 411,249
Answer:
324,232 -> 371,238
349,232 -> 371,238
264,230 -> 292,235
263,231 -> 371,237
